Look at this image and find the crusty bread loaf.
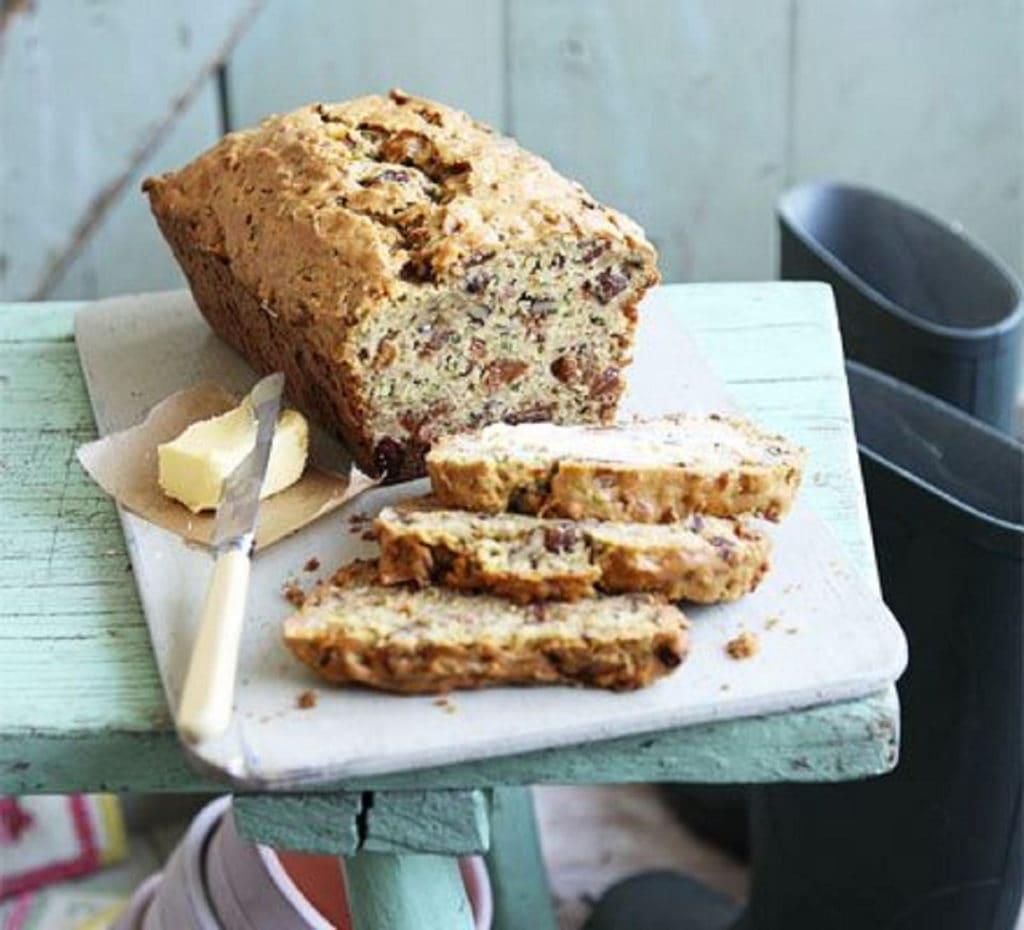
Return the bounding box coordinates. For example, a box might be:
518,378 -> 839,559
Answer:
283,559 -> 688,693
426,415 -> 806,522
144,90 -> 659,482
375,497 -> 770,603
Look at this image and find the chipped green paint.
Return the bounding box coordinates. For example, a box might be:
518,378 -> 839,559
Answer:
485,788 -> 559,930
0,688 -> 899,795
343,852 -> 474,930
362,790 -> 490,855
232,789 -> 491,856
233,792 -> 362,854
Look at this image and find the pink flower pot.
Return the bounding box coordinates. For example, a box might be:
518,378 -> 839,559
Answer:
109,872 -> 162,930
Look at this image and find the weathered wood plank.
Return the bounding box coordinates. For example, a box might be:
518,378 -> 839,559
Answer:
0,303 -> 81,341
0,634 -> 164,732
0,0 -> 263,300
0,349 -> 95,429
0,523 -> 124,567
508,0 -> 790,282
789,0 -> 1023,275
50,82 -> 224,300
0,584 -> 142,621
228,0 -> 504,129
0,688 -> 899,794
233,788 -> 490,854
363,790 -> 490,855
233,792 -> 362,854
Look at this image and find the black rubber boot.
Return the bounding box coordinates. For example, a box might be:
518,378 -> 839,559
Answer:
658,785 -> 750,861
778,181 -> 1023,431
583,872 -> 739,930
742,365 -> 1024,929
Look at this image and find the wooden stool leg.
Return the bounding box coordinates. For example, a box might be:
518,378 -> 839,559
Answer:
342,852 -> 473,930
485,787 -> 558,930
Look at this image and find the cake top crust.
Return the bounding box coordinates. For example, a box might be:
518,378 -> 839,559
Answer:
144,89 -> 657,326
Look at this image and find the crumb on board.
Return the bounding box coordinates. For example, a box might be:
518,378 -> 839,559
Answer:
785,626 -> 800,635
764,615 -> 781,630
297,689 -> 318,709
719,683 -> 731,692
726,630 -> 760,660
360,529 -> 377,542
282,580 -> 305,607
304,556 -> 321,572
347,511 -> 371,528
433,695 -> 458,714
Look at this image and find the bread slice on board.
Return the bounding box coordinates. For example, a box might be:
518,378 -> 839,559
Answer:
426,415 -> 806,522
283,560 -> 688,693
375,497 -> 771,604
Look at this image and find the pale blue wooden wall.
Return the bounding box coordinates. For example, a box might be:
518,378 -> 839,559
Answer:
1,0 -> 1021,303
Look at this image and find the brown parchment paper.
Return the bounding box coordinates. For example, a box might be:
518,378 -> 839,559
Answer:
76,383 -> 378,550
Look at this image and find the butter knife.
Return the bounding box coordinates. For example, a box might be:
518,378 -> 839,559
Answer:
177,372 -> 285,743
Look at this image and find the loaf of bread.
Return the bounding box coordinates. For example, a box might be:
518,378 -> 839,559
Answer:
144,90 -> 659,481
283,560 -> 688,693
427,415 -> 806,522
375,497 -> 770,603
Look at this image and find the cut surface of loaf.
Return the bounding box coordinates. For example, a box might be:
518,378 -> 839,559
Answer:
283,560 -> 688,693
427,415 -> 806,522
375,497 -> 771,603
143,89 -> 659,482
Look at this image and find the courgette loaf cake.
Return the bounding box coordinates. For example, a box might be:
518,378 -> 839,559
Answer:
375,497 -> 770,603
283,559 -> 688,693
144,90 -> 659,482
427,415 -> 806,522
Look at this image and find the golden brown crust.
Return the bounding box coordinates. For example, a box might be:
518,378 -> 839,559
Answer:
375,499 -> 770,603
427,416 -> 806,522
148,208 -> 378,469
145,91 -> 656,300
545,460 -> 801,522
283,559 -> 688,693
286,633 -> 683,694
144,91 -> 660,481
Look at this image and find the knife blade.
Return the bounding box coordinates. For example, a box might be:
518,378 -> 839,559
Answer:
211,372 -> 286,552
177,372 -> 285,743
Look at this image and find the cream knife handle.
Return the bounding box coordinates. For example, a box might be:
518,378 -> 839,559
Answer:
177,545 -> 251,743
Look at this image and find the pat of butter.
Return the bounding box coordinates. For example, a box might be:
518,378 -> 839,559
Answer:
158,399 -> 309,512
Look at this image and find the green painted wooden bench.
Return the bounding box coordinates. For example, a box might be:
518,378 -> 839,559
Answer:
0,285 -> 898,929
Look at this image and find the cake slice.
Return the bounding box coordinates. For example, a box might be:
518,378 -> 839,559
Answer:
426,415 -> 805,522
375,497 -> 771,603
283,560 -> 688,693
